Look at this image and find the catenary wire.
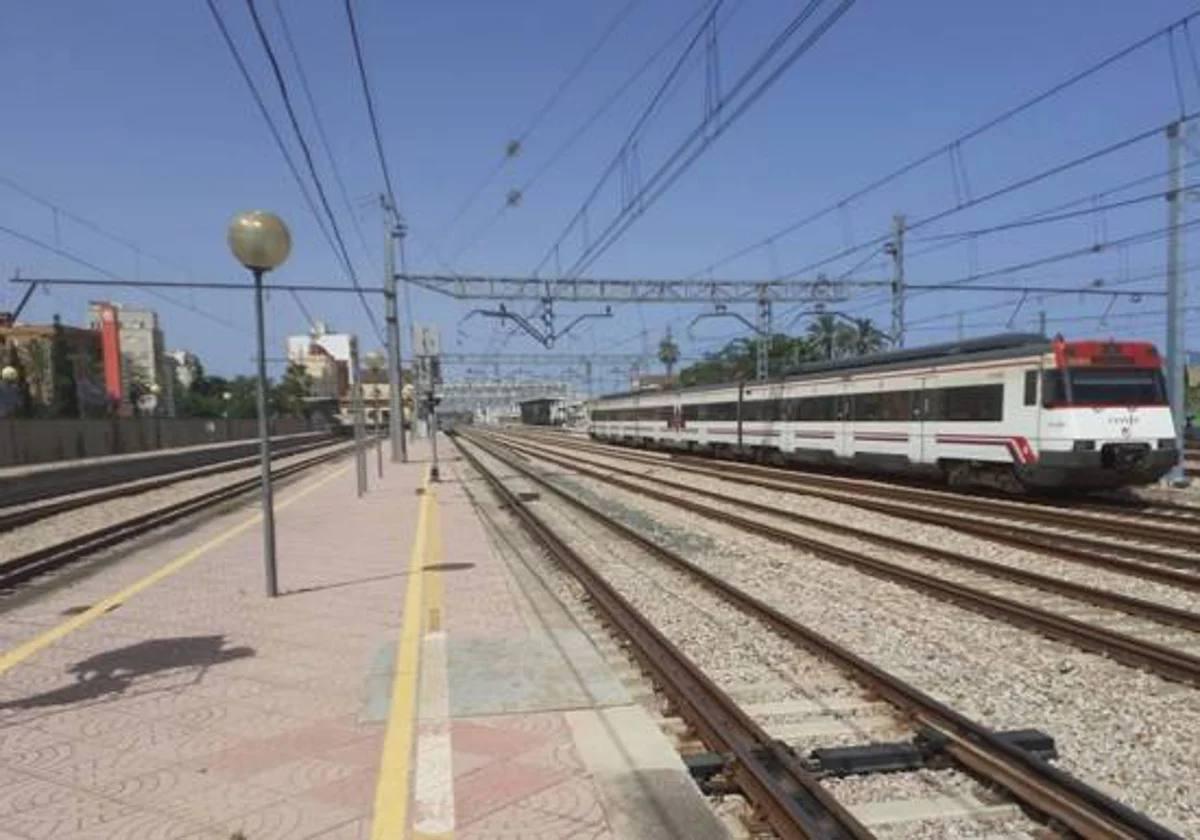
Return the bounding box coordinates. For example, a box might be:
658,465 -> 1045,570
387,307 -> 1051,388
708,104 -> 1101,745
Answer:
566,0 -> 859,278
344,0 -> 401,219
272,0 -> 376,270
691,10 -> 1200,278
0,222 -> 239,330
242,0 -> 384,343
434,0 -> 643,254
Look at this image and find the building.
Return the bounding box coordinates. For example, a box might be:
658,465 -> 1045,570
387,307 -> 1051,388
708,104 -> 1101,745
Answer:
167,350 -> 202,391
86,302 -> 175,415
0,314 -> 107,417
286,322 -> 356,386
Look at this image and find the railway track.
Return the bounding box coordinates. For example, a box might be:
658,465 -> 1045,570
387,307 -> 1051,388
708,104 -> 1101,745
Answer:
484,429 -> 1200,686
0,435 -> 340,533
514,429 -> 1200,577
455,431 -> 1184,839
0,442 -> 353,591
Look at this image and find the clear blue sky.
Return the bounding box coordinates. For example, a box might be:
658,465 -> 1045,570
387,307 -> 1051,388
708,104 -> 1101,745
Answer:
2,1 -> 1198,390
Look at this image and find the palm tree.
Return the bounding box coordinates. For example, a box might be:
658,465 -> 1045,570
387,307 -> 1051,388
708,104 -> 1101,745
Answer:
846,318 -> 888,355
658,328 -> 680,380
806,314 -> 840,360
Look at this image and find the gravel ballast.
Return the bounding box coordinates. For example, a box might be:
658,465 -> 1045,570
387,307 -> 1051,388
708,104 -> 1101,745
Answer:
513,452 -> 1200,834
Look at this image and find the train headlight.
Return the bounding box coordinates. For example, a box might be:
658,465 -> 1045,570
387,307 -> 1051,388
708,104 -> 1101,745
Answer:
1157,438 -> 1177,450
1072,440 -> 1096,452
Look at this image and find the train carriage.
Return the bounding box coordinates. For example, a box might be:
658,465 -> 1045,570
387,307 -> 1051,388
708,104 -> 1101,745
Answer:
588,334 -> 1178,491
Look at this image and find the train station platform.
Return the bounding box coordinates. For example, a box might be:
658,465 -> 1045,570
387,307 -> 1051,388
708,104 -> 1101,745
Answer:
0,436 -> 722,839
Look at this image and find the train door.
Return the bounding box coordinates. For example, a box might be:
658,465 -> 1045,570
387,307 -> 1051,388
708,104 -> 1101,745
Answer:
910,378 -> 929,466
836,382 -> 852,459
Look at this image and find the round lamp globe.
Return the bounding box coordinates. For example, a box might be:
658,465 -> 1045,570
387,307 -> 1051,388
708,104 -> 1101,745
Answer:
227,210 -> 291,272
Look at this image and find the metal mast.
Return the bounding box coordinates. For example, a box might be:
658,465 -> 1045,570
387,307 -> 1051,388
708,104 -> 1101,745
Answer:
1165,121 -> 1187,484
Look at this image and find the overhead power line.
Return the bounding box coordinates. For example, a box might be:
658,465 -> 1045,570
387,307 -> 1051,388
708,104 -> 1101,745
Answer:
451,1 -> 721,265
542,0 -> 859,281
0,175 -> 197,282
434,0 -> 643,252
693,9 -> 1200,278
780,114 -> 1197,279
271,0 -> 375,269
241,0 -> 384,343
533,0 -> 725,276
0,222 -> 238,330
344,0 -> 400,219
204,0 -> 339,263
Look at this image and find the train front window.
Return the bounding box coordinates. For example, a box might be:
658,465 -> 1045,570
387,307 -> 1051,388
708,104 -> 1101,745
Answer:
1046,368 -> 1166,406
1070,369 -> 1165,405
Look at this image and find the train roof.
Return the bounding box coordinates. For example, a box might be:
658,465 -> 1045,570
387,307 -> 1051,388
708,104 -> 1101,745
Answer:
593,333 -> 1050,403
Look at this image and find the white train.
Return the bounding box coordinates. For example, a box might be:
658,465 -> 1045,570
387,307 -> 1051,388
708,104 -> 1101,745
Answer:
588,334 -> 1178,491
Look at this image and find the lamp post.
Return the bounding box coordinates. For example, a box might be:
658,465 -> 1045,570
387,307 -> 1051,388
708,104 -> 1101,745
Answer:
149,383 -> 163,448
365,351 -> 385,478
227,210 -> 291,598
1,365 -> 17,418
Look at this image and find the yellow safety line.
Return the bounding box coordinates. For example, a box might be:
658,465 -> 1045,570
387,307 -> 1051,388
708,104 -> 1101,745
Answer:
413,490 -> 452,840
0,463 -> 351,677
371,466 -> 435,840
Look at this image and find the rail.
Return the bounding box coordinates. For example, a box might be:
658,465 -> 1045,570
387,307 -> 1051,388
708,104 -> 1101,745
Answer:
461,429 -> 1182,839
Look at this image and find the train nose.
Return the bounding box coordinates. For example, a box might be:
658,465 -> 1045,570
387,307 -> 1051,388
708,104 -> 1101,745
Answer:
1101,442 -> 1151,470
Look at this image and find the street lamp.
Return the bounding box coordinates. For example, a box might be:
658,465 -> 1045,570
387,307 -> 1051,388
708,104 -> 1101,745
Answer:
227,210 -> 291,598
149,383 -> 163,447
365,351 -> 386,477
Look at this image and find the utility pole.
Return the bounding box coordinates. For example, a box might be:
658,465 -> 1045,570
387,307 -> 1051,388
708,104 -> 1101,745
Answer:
756,289 -> 771,381
350,337 -> 368,496
1038,310 -> 1047,337
889,214 -> 906,348
382,195 -> 408,463
1165,121 -> 1187,484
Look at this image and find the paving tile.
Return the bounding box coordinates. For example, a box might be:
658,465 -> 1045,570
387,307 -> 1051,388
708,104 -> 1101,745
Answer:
320,732 -> 385,770
301,765 -> 379,811
456,795 -> 613,840
452,716 -> 556,760
206,797 -> 360,840
454,757 -> 575,827
243,756 -> 359,796
97,766 -> 286,827
305,816 -> 369,839
4,790 -> 202,840
31,705 -> 144,740
0,771 -> 75,820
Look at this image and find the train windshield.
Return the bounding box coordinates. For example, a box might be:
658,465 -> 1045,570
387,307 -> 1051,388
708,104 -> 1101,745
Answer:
1045,368 -> 1167,407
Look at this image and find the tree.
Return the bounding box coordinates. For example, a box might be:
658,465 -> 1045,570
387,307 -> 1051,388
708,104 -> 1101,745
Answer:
677,333 -> 822,386
806,314 -> 888,360
844,318 -> 888,356
50,315 -> 79,418
658,329 -> 680,380
807,314 -> 840,360
272,362 -> 312,417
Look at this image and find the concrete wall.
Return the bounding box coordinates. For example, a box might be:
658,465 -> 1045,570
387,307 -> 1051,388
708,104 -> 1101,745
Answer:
0,416 -> 316,467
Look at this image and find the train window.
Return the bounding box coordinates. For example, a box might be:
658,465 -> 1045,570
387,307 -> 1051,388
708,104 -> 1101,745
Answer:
881,390 -> 912,421
1042,371 -> 1065,408
1068,368 -> 1167,406
746,399 -> 781,422
853,392 -> 883,421
808,397 -> 834,421
942,384 -> 1004,421
1024,370 -> 1038,406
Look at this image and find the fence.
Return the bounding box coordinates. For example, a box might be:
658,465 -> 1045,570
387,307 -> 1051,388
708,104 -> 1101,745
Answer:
0,416 -> 316,467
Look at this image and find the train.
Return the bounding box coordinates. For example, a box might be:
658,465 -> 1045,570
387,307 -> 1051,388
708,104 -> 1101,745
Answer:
588,334 -> 1179,492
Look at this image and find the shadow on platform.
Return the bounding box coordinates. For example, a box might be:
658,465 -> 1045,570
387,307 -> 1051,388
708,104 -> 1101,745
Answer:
282,563 -> 475,598
0,635 -> 254,710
